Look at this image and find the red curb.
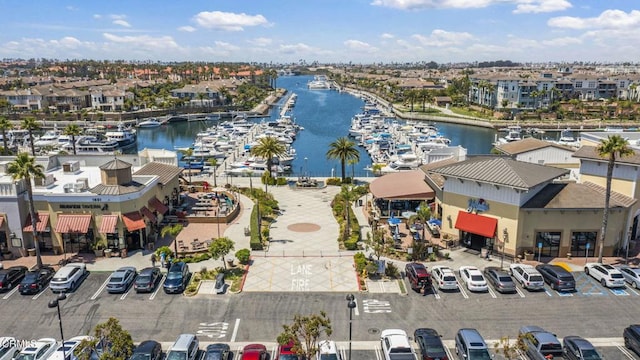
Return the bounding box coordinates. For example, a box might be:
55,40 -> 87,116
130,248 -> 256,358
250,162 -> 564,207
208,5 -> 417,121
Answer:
354,260 -> 362,292
238,258 -> 251,292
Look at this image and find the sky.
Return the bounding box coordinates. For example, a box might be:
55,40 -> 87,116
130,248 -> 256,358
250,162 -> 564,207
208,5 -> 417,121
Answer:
0,0 -> 639,64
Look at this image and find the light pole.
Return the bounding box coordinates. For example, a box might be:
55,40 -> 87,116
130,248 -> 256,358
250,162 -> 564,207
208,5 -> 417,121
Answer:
304,157 -> 308,178
346,293 -> 356,360
48,293 -> 67,360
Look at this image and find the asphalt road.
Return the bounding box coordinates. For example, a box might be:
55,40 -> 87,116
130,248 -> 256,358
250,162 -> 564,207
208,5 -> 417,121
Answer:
2,271 -> 640,359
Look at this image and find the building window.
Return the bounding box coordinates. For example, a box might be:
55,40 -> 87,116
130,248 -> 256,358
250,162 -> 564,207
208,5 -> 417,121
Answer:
535,231 -> 561,257
588,81 -> 596,88
571,231 -> 596,257
575,81 -> 582,88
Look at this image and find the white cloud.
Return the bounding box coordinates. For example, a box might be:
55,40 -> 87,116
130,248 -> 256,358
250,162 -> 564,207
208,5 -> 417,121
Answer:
344,40 -> 379,53
279,43 -> 313,54
102,33 -> 179,50
541,36 -> 582,46
548,9 -> 640,29
247,37 -> 273,46
93,14 -> 102,19
66,6 -> 78,11
214,41 -> 239,51
412,29 -> 474,47
371,0 -> 571,13
178,26 -> 196,32
109,14 -> 127,20
381,33 -> 395,39
193,11 -> 268,31
112,19 -> 131,28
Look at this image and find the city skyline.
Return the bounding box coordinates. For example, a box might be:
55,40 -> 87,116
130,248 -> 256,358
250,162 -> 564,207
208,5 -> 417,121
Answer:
1,0 -> 639,64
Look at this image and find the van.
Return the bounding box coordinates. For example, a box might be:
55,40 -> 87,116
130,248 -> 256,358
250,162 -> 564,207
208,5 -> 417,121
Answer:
536,264 -> 576,292
166,334 -> 199,360
455,328 -> 491,360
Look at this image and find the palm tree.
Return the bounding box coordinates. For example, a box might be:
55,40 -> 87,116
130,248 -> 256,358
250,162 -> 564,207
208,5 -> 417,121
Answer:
7,153 -> 45,268
326,137 -> 360,183
161,224 -> 184,259
596,135 -> 634,263
250,136 -> 286,193
341,185 -> 358,241
207,158 -> 218,188
21,117 -> 41,156
62,124 -> 82,155
0,116 -> 13,155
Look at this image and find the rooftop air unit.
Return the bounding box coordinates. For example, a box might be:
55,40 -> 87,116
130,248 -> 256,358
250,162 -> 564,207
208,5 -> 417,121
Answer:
62,161 -> 80,174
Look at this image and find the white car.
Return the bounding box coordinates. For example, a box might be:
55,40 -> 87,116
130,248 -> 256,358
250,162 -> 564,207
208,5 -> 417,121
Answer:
317,340 -> 341,360
509,263 -> 545,291
380,329 -> 417,360
618,265 -> 640,288
48,336 -> 93,360
13,338 -> 58,360
50,263 -> 87,293
0,337 -> 20,360
585,263 -> 625,288
458,266 -> 488,292
431,265 -> 458,290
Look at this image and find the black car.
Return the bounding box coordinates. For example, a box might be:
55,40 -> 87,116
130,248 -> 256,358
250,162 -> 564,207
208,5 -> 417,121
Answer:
134,267 -> 162,293
163,262 -> 190,294
129,340 -> 163,360
0,266 -> 28,291
205,343 -> 231,360
535,264 -> 576,292
18,266 -> 55,295
624,325 -> 640,356
414,328 -> 448,360
563,336 -> 603,360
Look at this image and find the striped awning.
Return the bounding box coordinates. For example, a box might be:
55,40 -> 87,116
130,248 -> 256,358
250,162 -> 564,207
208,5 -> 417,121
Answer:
55,214 -> 92,234
122,212 -> 146,232
23,213 -> 50,232
140,206 -> 157,223
148,197 -> 169,215
99,215 -> 118,234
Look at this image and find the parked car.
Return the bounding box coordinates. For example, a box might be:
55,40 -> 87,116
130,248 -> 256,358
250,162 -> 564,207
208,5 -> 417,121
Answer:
130,340 -> 163,360
0,265 -> 28,291
585,262 -> 626,288
134,267 -> 162,293
536,264 -> 576,292
380,329 -> 417,360
414,328 -> 448,360
431,266 -> 458,291
240,344 -> 268,360
458,266 -> 488,292
205,343 -> 231,360
106,267 -> 137,293
509,264 -> 545,291
276,340 -> 301,360
454,328 -> 491,360
405,263 -> 431,291
48,335 -> 93,360
618,265 -> 640,288
19,266 -> 55,295
519,325 -> 563,360
317,340 -> 341,360
0,337 -> 20,360
166,334 -> 199,360
50,263 -> 87,293
163,262 -> 191,294
12,338 -> 57,360
563,336 -> 603,360
624,324 -> 640,356
483,267 -> 516,293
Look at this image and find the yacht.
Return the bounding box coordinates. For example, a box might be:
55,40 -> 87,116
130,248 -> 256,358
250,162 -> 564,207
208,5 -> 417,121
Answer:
34,128 -> 62,148
105,124 -> 137,149
307,75 -> 331,90
496,125 -> 522,144
137,118 -> 162,128
556,128 -> 581,147
62,136 -> 119,154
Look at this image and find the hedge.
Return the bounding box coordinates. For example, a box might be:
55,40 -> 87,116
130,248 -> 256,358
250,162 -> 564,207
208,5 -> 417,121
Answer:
250,204 -> 263,250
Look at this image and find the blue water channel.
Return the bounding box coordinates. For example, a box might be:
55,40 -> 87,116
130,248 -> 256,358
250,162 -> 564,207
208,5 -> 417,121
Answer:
135,75 -> 496,177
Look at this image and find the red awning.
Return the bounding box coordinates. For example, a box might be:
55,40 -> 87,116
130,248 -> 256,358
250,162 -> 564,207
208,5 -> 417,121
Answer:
55,214 -> 92,234
148,197 -> 169,215
122,212 -> 146,231
140,206 -> 157,223
23,213 -> 50,232
99,215 -> 118,234
454,211 -> 497,238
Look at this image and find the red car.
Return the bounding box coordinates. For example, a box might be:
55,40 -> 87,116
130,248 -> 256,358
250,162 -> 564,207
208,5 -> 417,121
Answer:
241,344 -> 268,360
276,340 -> 301,360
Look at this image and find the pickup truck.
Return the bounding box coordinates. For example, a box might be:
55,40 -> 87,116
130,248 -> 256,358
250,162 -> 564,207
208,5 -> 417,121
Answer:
380,329 -> 417,360
519,325 -> 564,360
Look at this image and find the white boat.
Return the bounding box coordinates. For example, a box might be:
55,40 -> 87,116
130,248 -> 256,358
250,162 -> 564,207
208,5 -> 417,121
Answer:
496,125 -> 522,144
380,152 -> 422,173
556,128 -> 581,147
34,128 -> 62,148
105,123 -> 137,149
62,136 -> 119,154
307,75 -> 331,90
137,118 -> 162,128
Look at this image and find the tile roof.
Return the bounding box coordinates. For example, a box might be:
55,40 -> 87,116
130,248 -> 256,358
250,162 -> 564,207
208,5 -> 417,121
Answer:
522,181 -> 636,209
99,158 -> 132,170
133,162 -> 182,185
419,157 -> 462,189
430,157 -> 569,190
90,182 -> 144,195
572,145 -> 640,165
495,137 -> 575,155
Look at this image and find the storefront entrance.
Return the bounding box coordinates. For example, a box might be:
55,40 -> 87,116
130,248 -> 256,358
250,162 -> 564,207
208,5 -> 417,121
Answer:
571,231 -> 597,257
461,232 -> 491,251
536,231 -> 561,258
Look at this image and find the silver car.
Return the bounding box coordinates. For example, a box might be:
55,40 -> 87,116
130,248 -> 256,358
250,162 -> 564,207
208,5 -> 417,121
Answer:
106,266 -> 137,293
618,265 -> 640,288
484,266 -> 517,293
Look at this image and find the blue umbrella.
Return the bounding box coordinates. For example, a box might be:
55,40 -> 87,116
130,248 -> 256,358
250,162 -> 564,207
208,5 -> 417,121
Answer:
388,216 -> 401,225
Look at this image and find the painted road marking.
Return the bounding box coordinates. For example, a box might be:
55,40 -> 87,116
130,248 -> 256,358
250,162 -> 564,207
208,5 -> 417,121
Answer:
230,319 -> 240,342
32,286 -> 51,300
628,287 -> 640,296
120,283 -> 134,300
196,322 -> 228,338
457,284 -> 469,299
515,286 -> 526,298
362,299 -> 392,313
290,263 -> 312,291
611,288 -> 630,296
2,287 -> 19,300
149,276 -> 165,300
91,278 -> 110,300
353,299 -> 360,316
431,286 -> 441,300
556,290 -> 574,297
617,345 -> 637,359
487,286 -> 497,299
544,288 -> 554,297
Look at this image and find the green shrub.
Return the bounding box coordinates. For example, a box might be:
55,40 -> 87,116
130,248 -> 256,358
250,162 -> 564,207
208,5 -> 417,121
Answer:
354,252 -> 367,273
250,204 -> 263,250
235,248 -> 251,264
155,246 -> 174,258
276,177 -> 288,186
326,177 -> 342,186
385,262 -> 400,278
365,263 -> 378,277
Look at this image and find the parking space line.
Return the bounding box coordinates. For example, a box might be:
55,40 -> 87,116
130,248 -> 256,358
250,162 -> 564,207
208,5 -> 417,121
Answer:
120,284 -> 134,300
444,346 -> 454,360
556,290 -> 574,297
617,345 -> 637,359
149,276 -> 165,300
230,318 -> 240,342
91,278 -> 110,300
628,287 -> 640,296
353,298 -> 359,316
374,345 -> 383,360
431,286 -> 441,300
457,285 -> 469,299
515,287 -> 526,298
544,288 -> 553,297
610,288 -> 630,296
2,287 -> 19,300
339,346 -> 346,360
487,286 -> 497,298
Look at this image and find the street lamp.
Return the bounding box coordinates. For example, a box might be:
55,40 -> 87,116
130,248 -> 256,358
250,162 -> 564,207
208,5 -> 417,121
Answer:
346,293 -> 356,360
304,157 -> 308,178
48,293 -> 67,360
